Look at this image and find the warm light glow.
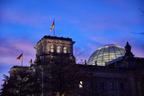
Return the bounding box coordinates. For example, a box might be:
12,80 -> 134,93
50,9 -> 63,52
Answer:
79,81 -> 83,88
63,47 -> 67,53
46,44 -> 50,52
57,46 -> 61,53
50,45 -> 54,52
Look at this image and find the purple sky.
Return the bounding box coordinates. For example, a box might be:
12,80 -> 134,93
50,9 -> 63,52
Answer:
0,0 -> 144,88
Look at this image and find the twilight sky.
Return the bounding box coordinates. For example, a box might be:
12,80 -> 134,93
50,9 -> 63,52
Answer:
0,0 -> 144,88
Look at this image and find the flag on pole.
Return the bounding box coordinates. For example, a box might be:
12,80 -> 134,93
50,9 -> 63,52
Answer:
29,59 -> 32,64
17,53 -> 23,66
50,20 -> 55,32
17,53 -> 23,60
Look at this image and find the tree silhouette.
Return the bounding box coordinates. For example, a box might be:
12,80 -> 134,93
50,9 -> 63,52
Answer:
0,75 -> 10,96
0,67 -> 42,96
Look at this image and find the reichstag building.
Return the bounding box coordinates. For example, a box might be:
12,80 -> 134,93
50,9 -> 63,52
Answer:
1,35 -> 144,96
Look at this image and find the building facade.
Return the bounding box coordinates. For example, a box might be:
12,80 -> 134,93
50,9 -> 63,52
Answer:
1,36 -> 144,96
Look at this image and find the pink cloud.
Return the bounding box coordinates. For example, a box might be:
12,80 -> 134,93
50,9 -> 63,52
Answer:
0,39 -> 35,66
133,49 -> 144,57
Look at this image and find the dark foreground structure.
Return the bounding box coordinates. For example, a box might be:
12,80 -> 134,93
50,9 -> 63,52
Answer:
1,35 -> 144,96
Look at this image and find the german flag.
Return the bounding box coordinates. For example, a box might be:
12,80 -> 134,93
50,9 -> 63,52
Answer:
50,20 -> 55,32
17,53 -> 23,60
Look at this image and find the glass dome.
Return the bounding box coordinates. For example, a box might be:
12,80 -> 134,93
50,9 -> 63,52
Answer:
88,44 -> 125,66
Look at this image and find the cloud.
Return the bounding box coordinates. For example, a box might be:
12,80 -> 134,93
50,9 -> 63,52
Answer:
1,9 -> 49,27
132,47 -> 144,57
138,32 -> 144,35
131,32 -> 144,35
66,14 -> 141,34
0,38 -> 35,65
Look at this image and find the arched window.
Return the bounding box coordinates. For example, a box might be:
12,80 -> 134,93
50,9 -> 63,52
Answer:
50,45 -> 54,52
57,46 -> 61,53
63,47 -> 67,53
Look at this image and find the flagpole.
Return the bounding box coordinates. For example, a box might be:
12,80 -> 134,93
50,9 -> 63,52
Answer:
21,55 -> 23,66
53,27 -> 55,36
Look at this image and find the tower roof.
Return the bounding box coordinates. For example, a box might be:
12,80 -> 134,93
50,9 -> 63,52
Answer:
37,35 -> 74,44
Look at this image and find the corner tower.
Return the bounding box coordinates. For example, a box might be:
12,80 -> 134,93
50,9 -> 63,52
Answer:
34,35 -> 75,65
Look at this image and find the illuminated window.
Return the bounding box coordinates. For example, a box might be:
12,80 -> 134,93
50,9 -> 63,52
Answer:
63,47 -> 67,53
79,81 -> 83,88
50,45 -> 54,52
57,46 -> 61,53
46,45 -> 49,52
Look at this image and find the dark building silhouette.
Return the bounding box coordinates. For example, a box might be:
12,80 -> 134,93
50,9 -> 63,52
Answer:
1,35 -> 144,96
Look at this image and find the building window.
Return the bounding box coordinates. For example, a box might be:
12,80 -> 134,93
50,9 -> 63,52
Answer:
46,44 -> 49,52
63,47 -> 67,53
79,81 -> 83,88
57,46 -> 61,53
50,45 -> 54,52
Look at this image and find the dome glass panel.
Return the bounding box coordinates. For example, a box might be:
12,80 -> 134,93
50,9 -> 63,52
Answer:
88,44 -> 125,66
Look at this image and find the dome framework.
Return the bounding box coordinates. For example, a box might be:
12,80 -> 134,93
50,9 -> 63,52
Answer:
88,44 -> 125,66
